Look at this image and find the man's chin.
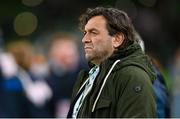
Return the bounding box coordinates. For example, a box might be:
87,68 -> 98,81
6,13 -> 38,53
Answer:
85,56 -> 91,61
85,55 -> 93,62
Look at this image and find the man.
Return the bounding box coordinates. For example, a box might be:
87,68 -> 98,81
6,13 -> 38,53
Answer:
67,7 -> 157,118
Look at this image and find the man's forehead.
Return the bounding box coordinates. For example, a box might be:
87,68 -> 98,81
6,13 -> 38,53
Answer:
85,16 -> 106,30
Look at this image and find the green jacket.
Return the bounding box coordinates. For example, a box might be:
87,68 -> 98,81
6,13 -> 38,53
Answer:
67,42 -> 157,118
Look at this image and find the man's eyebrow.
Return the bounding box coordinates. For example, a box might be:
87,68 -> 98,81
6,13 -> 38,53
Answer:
86,28 -> 98,32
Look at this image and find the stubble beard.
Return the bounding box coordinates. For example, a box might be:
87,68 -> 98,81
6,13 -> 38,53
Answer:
85,50 -> 111,65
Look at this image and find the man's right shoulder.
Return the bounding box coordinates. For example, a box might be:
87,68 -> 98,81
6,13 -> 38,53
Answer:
77,70 -> 88,83
72,70 -> 88,97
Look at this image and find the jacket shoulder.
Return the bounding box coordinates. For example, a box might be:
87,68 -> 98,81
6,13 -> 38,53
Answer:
115,65 -> 152,83
71,70 -> 88,99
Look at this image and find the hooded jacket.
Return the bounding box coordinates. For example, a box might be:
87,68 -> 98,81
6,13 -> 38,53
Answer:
67,42 -> 157,118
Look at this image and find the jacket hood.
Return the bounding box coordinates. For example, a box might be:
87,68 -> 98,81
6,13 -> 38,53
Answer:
105,41 -> 156,82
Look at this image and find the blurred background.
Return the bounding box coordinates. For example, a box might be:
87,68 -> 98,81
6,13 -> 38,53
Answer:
0,0 -> 179,118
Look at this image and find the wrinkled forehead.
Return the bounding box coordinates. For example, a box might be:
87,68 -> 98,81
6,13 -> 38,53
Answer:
84,16 -> 107,31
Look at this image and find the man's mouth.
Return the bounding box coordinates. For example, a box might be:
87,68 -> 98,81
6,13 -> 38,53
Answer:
84,46 -> 93,49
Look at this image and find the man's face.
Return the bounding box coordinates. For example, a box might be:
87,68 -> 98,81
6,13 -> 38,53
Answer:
82,15 -> 115,65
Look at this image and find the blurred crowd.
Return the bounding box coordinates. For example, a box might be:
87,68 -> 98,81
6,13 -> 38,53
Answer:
0,32 -> 88,117
0,30 -> 179,117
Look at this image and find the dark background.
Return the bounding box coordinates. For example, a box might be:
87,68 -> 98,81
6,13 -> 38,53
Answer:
0,0 -> 179,67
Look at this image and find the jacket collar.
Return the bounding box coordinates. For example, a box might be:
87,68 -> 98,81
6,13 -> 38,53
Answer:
109,41 -> 141,61
100,41 -> 142,68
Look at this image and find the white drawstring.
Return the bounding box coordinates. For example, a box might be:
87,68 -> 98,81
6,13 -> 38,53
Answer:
92,59 -> 121,112
76,77 -> 89,96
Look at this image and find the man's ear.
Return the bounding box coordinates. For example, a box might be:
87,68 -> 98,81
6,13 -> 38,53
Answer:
112,33 -> 124,48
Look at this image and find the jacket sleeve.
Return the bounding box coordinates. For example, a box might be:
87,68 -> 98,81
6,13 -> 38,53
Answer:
115,66 -> 157,118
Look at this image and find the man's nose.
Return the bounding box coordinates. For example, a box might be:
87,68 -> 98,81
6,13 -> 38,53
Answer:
82,33 -> 91,43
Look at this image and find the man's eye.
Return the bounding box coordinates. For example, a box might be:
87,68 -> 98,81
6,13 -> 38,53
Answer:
91,31 -> 97,34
